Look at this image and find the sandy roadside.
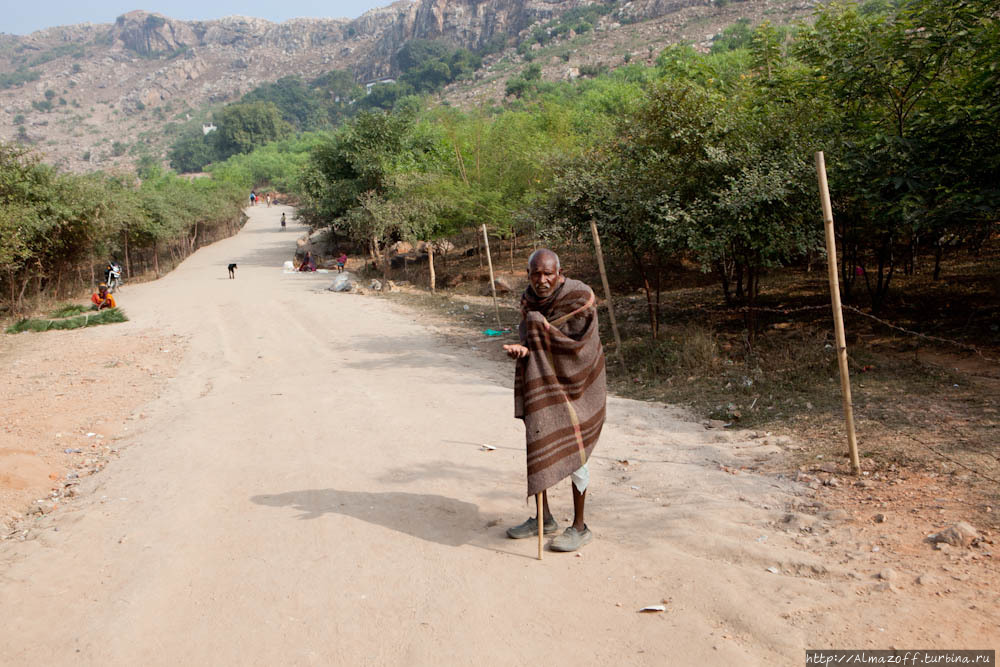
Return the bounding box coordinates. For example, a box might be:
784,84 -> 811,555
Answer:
0,320 -> 185,533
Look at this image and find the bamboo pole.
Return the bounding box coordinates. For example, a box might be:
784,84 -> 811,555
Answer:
481,224 -> 502,329
815,151 -> 861,475
428,241 -> 436,294
589,220 -> 626,371
536,493 -> 543,560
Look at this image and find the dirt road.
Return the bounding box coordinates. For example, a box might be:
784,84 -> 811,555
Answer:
2,206 -> 997,665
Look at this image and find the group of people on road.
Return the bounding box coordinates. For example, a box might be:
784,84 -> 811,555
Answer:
249,190 -> 278,207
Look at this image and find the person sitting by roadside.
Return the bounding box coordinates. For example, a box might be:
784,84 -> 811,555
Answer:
91,283 -> 116,310
298,251 -> 316,272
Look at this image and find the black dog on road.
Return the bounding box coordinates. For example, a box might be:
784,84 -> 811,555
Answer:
228,263 -> 237,279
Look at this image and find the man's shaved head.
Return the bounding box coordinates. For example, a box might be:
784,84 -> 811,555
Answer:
527,248 -> 564,297
528,248 -> 560,271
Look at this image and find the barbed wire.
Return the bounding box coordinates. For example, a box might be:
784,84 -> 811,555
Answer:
901,432 -> 1000,486
619,299 -> 998,363
840,305 -> 999,363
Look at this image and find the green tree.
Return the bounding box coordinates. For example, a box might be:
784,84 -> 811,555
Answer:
360,81 -> 416,111
793,0 -> 995,308
750,21 -> 784,81
396,40 -> 452,72
168,128 -> 218,173
711,19 -> 753,53
241,76 -> 326,130
212,101 -> 292,160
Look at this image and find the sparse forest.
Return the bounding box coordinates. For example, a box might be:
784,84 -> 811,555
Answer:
5,0 -> 999,337
0,142 -> 246,311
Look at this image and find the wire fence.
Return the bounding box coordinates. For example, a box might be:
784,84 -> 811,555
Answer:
623,299 -> 999,363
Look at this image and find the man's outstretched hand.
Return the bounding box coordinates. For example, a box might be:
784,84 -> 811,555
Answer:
503,344 -> 529,360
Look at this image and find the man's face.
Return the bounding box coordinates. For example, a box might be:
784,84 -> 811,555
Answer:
528,255 -> 564,297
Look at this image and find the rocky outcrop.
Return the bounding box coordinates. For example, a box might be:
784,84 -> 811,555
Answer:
108,2 -> 580,79
616,0 -> 715,23
362,0 -> 572,78
121,56 -> 209,113
113,11 -> 198,55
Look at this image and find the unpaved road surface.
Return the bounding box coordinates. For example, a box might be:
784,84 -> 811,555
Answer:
2,206 -> 997,665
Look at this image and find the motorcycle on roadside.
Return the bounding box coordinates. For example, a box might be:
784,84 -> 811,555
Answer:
105,262 -> 123,293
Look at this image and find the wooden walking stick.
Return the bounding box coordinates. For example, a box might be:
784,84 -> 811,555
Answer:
536,493 -> 543,560
481,224 -> 503,329
815,151 -> 862,475
589,220 -> 626,371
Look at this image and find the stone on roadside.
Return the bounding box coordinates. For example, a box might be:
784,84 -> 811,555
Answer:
821,509 -> 850,523
871,581 -> 896,593
928,521 -> 979,548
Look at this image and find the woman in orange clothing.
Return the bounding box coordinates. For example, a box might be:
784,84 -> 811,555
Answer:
91,283 -> 116,310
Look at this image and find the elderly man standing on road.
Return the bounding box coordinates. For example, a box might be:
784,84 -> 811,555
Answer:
503,248 -> 607,552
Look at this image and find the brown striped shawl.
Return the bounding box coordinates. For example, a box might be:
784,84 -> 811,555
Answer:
514,278 -> 607,497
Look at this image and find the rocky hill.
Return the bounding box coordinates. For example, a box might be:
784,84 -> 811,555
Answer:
0,0 -> 815,173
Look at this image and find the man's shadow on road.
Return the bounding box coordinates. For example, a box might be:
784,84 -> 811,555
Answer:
251,488 -> 532,558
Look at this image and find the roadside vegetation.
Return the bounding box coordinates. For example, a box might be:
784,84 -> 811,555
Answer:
0,142 -> 246,314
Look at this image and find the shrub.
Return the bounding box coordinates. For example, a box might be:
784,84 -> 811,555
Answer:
505,77 -> 530,98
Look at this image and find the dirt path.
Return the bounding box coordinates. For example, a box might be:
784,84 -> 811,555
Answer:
1,206 -> 997,665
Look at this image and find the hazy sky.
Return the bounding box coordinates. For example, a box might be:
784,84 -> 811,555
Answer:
7,0 -> 393,35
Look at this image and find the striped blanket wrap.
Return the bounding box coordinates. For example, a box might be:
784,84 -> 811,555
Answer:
515,278 -> 606,497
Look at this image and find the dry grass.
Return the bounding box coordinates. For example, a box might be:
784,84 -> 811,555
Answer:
5,307 -> 127,334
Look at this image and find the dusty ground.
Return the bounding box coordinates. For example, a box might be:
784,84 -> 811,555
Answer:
0,329 -> 184,529
1,205 -> 997,665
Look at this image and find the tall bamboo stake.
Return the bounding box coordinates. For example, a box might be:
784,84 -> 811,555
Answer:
428,241 -> 436,294
589,220 -> 626,371
481,224 -> 502,329
536,493 -> 543,560
815,151 -> 861,475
